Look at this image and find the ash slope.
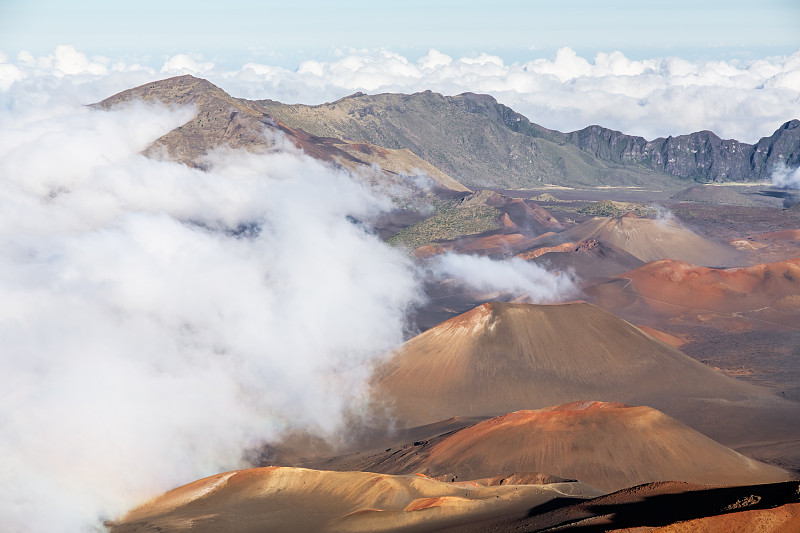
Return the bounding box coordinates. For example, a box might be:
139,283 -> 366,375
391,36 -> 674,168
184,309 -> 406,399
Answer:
260,91 -> 799,188
373,302 -> 798,447
537,214 -> 738,266
110,466 -> 602,533
317,402 -> 788,492
520,239 -> 645,281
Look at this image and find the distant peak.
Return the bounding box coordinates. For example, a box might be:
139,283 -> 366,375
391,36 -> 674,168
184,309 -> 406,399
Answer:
455,92 -> 498,104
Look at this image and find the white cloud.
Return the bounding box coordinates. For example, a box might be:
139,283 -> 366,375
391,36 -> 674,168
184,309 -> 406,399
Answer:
770,162 -> 800,189
426,253 -> 579,304
218,46 -> 800,142
52,44 -> 108,76
418,48 -> 452,70
0,61 -> 22,90
0,90 -> 422,532
160,53 -> 215,75
2,46 -> 799,142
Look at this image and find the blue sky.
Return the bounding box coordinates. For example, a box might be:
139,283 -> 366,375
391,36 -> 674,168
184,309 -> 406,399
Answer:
1,0 -> 798,67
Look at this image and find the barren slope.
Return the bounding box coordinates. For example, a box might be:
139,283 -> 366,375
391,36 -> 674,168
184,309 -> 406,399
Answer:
730,228 -> 800,264
326,402 -> 788,492
458,481 -> 800,533
586,258 -> 800,331
95,75 -> 468,194
259,91 -> 681,189
519,239 -> 645,281
373,302 -> 799,447
545,215 -> 737,265
110,466 -> 601,533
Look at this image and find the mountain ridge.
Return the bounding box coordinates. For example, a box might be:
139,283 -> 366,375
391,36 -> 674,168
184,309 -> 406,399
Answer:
261,89 -> 799,186
93,75 -> 470,195
95,76 -> 799,190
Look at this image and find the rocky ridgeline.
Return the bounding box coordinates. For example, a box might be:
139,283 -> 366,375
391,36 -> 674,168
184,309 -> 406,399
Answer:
561,120 -> 800,182
456,92 -> 800,182
264,90 -> 799,186
98,76 -> 799,187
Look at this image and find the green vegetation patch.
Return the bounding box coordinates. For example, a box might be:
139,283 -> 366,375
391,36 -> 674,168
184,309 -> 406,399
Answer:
578,200 -> 656,218
530,193 -> 562,203
386,202 -> 501,250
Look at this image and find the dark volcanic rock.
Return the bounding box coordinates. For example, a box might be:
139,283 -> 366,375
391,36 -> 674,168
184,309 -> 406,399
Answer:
752,119 -> 800,176
562,120 -> 800,182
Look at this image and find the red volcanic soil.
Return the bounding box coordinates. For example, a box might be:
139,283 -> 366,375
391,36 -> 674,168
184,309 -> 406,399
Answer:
730,229 -> 800,265
329,402 -> 788,493
517,241 -> 588,260
586,258 -> 800,331
649,503 -> 800,533
637,326 -> 686,347
497,197 -> 565,234
445,232 -> 530,256
753,229 -> 800,242
470,191 -> 564,235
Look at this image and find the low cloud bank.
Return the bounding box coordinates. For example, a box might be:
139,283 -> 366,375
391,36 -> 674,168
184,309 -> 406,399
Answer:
770,162 -> 800,189
427,253 -> 579,303
1,45 -> 800,142
0,96 -> 422,532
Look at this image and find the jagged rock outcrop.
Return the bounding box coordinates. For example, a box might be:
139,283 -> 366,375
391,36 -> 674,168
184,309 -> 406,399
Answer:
562,120 -> 800,182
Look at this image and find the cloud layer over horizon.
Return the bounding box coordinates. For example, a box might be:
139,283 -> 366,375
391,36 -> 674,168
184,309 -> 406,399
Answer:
1,45 -> 800,144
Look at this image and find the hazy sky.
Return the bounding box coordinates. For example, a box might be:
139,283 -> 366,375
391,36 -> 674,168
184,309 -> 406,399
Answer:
1,0 -> 798,67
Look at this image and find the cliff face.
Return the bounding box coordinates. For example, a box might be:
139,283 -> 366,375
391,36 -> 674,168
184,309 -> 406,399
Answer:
456,94 -> 800,182
751,119 -> 800,177
561,120 -> 800,182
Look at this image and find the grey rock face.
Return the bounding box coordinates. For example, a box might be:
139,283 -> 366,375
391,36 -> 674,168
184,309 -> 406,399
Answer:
560,120 -> 800,182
